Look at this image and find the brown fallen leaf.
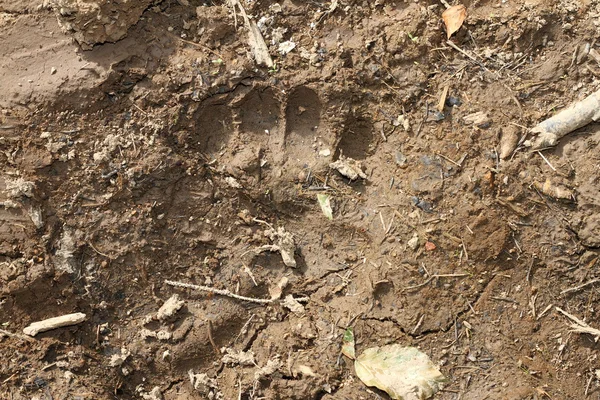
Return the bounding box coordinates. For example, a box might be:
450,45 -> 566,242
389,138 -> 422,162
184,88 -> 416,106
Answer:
442,5 -> 467,39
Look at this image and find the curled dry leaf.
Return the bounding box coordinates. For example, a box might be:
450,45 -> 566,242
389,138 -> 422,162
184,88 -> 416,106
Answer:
442,5 -> 467,39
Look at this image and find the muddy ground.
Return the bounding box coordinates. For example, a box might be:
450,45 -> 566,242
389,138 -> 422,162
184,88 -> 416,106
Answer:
1,0 -> 600,399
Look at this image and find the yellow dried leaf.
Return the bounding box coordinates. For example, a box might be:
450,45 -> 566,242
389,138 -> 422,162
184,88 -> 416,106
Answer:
442,5 -> 467,39
354,345 -> 446,400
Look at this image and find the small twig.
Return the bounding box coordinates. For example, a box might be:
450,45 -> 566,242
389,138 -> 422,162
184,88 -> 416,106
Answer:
526,259 -> 534,284
537,151 -> 557,172
491,296 -> 518,304
403,277 -> 434,292
379,212 -> 386,233
234,314 -> 255,344
0,328 -> 36,343
2,372 -> 19,384
446,40 -> 490,72
252,218 -> 274,230
536,304 -> 553,320
41,362 -> 57,371
87,240 -> 113,259
402,273 -> 470,292
461,238 -> 469,262
207,320 -> 219,355
436,152 -> 462,168
556,307 -> 600,341
166,280 -> 273,304
167,32 -> 224,59
166,280 -> 308,305
585,373 -> 593,396
530,294 -> 537,319
242,264 -> 259,287
385,213 -> 395,235
437,85 -> 449,113
561,279 -> 600,295
380,126 -> 387,142
412,314 -> 425,334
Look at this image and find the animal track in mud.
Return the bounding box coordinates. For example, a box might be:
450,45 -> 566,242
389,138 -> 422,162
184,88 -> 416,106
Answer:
191,100 -> 233,154
284,86 -> 326,165
334,113 -> 375,160
237,87 -> 281,139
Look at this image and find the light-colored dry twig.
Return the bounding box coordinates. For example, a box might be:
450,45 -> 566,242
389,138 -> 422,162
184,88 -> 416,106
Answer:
446,40 -> 491,73
234,314 -> 256,343
412,314 -> 425,334
0,328 -> 36,342
561,279 -> 600,295
23,313 -> 87,336
402,273 -> 470,292
379,212 -> 386,232
207,320 -> 219,355
585,373 -> 593,396
461,238 -> 469,262
536,304 -> 553,320
436,152 -> 462,168
537,151 -> 557,172
169,33 -> 224,60
556,307 -> 600,341
167,280 -> 273,304
166,280 -> 309,305
385,213 -> 395,235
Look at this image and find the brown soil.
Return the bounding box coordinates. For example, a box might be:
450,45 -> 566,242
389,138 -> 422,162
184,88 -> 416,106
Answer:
1,0 -> 600,399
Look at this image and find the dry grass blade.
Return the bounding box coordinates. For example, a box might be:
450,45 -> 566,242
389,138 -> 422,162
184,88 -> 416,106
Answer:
556,307 -> 600,342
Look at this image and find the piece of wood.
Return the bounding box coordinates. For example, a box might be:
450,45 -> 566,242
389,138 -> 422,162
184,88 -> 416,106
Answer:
23,313 -> 87,336
437,85 -> 449,113
529,89 -> 600,149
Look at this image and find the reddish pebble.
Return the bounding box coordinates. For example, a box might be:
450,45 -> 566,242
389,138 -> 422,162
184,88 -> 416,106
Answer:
425,241 -> 436,251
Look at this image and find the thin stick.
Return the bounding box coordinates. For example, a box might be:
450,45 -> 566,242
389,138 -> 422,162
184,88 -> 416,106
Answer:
166,280 -> 273,304
379,212 -> 386,232
167,280 -> 308,305
2,372 -> 19,384
436,152 -> 462,167
207,320 -> 219,355
585,373 -> 593,396
556,307 -> 600,340
402,274 -> 470,292
526,258 -> 535,284
385,214 -> 395,235
561,279 -> 600,295
491,296 -> 518,304
446,40 -> 490,72
252,217 -> 274,230
234,314 -> 255,343
87,241 -> 113,259
536,304 -> 553,320
461,238 -> 469,262
412,314 -> 425,334
0,328 -> 36,342
537,151 -> 557,172
168,32 -> 224,59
